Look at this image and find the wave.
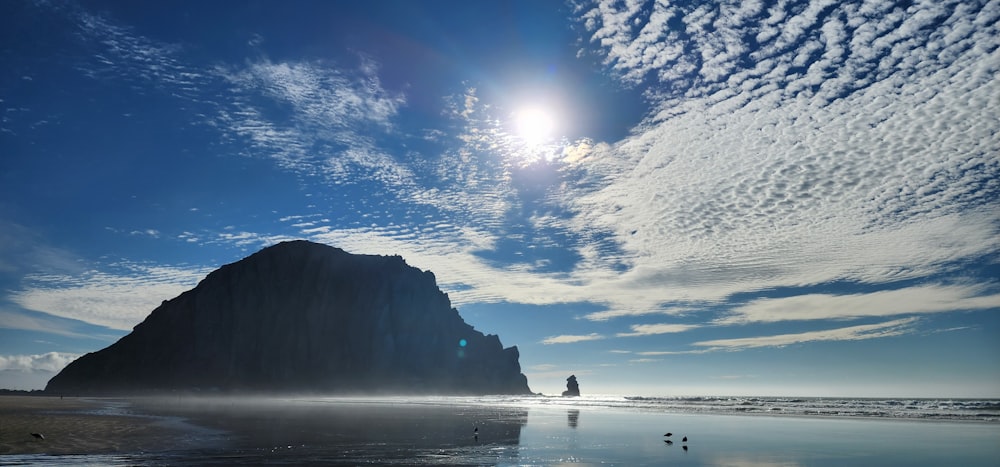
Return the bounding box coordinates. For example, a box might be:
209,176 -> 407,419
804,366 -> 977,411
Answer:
432,394 -> 1000,422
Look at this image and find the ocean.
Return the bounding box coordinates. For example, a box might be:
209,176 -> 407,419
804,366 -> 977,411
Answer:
468,394 -> 1000,421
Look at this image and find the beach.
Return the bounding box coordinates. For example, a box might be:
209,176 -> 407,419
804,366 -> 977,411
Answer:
0,395 -> 204,457
1,395 -> 998,465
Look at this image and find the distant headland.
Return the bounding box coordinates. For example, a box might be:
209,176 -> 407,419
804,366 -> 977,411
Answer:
46,240 -> 532,395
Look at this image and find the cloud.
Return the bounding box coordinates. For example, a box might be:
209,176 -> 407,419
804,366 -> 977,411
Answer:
541,333 -> 605,345
10,263 -> 213,331
693,317 -> 919,350
0,309 -> 99,339
635,349 -> 714,356
0,220 -> 85,277
215,58 -> 410,186
0,352 -> 79,372
552,0 -> 1000,320
584,306 -> 693,321
617,323 -> 700,337
717,285 -> 1000,324
68,4 -> 206,96
14,0 -> 996,350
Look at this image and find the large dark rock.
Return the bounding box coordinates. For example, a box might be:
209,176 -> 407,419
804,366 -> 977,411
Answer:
562,375 -> 580,397
46,240 -> 532,395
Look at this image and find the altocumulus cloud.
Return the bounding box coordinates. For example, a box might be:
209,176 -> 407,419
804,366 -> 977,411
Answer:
551,0 -> 1000,323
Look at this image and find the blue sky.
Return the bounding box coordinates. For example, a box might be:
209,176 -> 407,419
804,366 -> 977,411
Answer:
1,0 -> 998,397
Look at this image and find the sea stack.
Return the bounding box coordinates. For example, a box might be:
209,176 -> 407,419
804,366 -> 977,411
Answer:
46,240 -> 532,395
562,375 -> 580,397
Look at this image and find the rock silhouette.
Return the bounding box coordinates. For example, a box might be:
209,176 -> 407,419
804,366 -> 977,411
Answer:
561,375 -> 580,397
46,241 -> 532,395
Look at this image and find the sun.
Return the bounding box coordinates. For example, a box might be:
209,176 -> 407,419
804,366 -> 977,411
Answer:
514,107 -> 556,145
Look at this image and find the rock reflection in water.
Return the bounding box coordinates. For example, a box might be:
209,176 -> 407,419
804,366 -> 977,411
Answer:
132,397 -> 528,463
567,409 -> 579,428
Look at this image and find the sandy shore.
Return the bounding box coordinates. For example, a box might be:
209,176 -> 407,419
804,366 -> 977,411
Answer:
0,395 -> 187,455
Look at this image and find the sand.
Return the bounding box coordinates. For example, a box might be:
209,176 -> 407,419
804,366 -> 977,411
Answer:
0,395 -> 187,455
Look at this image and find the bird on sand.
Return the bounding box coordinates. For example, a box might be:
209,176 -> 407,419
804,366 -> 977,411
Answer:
663,432 -> 672,437
30,433 -> 44,440
682,436 -> 688,442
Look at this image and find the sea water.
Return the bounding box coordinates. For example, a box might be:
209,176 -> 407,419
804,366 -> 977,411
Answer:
5,395 -> 998,466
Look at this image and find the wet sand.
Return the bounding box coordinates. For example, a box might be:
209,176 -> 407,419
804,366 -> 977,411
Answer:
2,395 -> 998,465
0,395 -> 191,455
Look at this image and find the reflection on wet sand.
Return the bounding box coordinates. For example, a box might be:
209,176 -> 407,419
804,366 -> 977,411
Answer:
567,409 -> 579,428
132,397 -> 528,464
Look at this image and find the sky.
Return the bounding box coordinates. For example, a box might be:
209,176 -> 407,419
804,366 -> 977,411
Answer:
1,0 -> 998,398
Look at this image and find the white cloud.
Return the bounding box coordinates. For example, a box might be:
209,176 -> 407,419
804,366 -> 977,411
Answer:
617,323 -> 700,337
551,0 -> 1000,322
216,58 -> 410,187
718,284 -> 1000,324
541,333 -> 605,345
585,306 -> 693,321
0,352 -> 80,372
693,317 -> 919,350
10,263 -> 212,331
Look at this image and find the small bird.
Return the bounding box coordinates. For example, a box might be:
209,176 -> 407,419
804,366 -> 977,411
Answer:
663,432 -> 672,437
30,433 -> 44,440
474,426 -> 478,434
682,436 -> 687,442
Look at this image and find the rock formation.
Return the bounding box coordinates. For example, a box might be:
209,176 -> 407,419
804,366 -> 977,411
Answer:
46,240 -> 532,395
562,375 -> 580,397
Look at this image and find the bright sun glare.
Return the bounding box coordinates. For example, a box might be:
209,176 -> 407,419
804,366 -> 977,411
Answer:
514,107 -> 555,145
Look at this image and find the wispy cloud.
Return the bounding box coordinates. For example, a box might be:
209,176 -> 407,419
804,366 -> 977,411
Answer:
541,333 -> 605,345
0,221 -> 85,277
0,309 -> 99,339
693,317 -> 920,350
215,58 -> 408,183
11,263 -> 213,331
584,306 -> 693,321
617,323 -> 700,337
717,285 -> 1000,324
